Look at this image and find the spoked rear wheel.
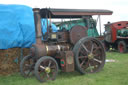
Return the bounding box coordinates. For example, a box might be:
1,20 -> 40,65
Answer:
73,37 -> 106,74
20,55 -> 35,77
34,56 -> 58,82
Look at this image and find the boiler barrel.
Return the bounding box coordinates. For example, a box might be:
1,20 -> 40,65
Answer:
30,44 -> 70,58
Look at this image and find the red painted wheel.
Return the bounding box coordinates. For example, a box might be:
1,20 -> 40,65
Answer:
118,41 -> 127,53
73,37 -> 106,74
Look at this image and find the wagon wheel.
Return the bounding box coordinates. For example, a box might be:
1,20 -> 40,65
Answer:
73,37 -> 106,74
34,56 -> 58,82
20,55 -> 35,78
118,41 -> 127,53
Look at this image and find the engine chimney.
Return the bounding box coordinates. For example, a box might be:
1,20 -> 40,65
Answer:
33,8 -> 42,44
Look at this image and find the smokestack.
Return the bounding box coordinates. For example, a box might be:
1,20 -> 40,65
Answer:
33,8 -> 42,44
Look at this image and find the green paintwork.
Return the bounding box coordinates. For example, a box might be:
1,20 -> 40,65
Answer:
57,19 -> 99,37
117,29 -> 128,37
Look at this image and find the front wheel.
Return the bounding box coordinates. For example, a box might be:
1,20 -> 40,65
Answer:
34,56 -> 59,82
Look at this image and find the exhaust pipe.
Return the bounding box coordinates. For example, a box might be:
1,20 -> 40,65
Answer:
33,8 -> 42,44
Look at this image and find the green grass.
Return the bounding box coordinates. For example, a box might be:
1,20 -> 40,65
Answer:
0,52 -> 128,85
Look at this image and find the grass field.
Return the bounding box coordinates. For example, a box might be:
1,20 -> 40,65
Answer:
0,52 -> 128,85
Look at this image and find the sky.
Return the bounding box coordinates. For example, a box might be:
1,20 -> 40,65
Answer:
0,0 -> 128,33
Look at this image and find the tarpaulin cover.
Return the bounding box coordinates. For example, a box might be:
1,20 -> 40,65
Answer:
0,4 -> 58,49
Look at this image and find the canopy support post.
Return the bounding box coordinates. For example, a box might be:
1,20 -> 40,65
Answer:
98,15 -> 102,36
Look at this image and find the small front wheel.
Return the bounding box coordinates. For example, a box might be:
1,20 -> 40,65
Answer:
34,56 -> 59,82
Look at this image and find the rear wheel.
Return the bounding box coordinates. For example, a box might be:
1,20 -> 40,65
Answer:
34,56 -> 58,82
118,41 -> 127,53
73,37 -> 106,74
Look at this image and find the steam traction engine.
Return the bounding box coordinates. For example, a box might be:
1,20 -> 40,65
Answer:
104,21 -> 128,53
20,8 -> 112,82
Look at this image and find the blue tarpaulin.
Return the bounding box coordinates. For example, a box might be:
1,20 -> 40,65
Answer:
0,4 -> 58,49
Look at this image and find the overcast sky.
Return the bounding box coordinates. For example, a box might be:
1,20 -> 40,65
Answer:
0,0 -> 128,33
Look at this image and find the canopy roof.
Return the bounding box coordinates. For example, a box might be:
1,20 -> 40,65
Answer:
40,8 -> 113,18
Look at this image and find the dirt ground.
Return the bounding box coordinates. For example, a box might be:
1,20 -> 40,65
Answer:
0,48 -> 30,75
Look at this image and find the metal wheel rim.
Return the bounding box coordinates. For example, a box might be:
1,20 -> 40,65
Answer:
74,37 -> 105,73
37,59 -> 58,81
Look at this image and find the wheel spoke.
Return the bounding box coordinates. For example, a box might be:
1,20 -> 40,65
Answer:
80,58 -> 86,67
79,56 -> 88,59
46,73 -> 50,79
51,66 -> 56,69
93,53 -> 100,57
41,72 -> 47,80
48,60 -> 52,67
80,49 -> 87,56
81,59 -> 89,69
47,73 -> 49,78
93,58 -> 102,64
40,65 -> 45,69
93,47 -> 102,54
92,60 -> 97,69
24,64 -> 32,70
91,44 -> 94,53
82,43 -> 90,53
94,47 -> 101,51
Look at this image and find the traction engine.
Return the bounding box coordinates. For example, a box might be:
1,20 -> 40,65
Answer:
20,8 -> 107,82
104,21 -> 128,53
